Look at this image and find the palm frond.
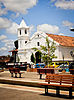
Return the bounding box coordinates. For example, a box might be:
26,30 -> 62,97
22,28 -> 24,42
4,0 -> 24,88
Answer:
40,45 -> 47,51
32,47 -> 39,51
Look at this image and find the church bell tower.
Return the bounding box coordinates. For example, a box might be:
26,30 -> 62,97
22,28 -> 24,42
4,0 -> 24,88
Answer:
18,19 -> 29,49
17,19 -> 30,62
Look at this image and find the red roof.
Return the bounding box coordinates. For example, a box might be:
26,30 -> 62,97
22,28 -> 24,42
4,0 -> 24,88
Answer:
46,33 -> 74,47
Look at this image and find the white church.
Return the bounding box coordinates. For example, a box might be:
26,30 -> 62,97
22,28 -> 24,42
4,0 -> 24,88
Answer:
15,19 -> 74,63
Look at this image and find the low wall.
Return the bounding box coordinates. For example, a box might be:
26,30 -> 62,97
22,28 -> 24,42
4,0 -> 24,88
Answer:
27,68 -> 37,72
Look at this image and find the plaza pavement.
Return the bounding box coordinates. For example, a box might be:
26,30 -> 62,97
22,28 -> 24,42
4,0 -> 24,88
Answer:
0,70 -> 46,87
0,87 -> 71,100
0,70 -> 74,100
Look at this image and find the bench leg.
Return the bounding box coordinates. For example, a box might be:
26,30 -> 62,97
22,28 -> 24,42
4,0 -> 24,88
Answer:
15,73 -> 17,78
11,73 -> 13,77
69,88 -> 72,99
19,73 -> 21,78
56,87 -> 60,96
45,86 -> 48,94
40,74 -> 42,79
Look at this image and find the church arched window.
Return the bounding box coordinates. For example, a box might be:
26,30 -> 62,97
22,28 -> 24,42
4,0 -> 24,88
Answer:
25,41 -> 27,44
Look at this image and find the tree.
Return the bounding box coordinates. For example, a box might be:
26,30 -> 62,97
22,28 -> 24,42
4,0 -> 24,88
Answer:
17,56 -> 20,62
31,53 -> 36,63
14,40 -> 18,49
33,37 -> 57,65
7,55 -> 10,57
35,51 -> 42,63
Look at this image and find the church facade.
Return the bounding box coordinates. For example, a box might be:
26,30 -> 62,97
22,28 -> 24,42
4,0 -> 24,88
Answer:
17,19 -> 74,63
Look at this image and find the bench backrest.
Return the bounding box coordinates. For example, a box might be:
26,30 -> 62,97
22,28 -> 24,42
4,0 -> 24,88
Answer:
14,68 -> 20,73
37,68 -> 54,74
45,74 -> 74,85
9,68 -> 20,73
9,68 -> 14,73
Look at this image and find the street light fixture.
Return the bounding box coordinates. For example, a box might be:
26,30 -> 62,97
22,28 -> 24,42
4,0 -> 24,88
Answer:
70,28 -> 74,32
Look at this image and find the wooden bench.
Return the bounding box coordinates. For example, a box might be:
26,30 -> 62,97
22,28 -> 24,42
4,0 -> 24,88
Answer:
37,68 -> 54,79
69,69 -> 74,74
39,74 -> 74,98
9,68 -> 24,78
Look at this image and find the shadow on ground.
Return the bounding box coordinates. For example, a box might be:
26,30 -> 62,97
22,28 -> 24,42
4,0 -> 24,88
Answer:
40,93 -> 74,99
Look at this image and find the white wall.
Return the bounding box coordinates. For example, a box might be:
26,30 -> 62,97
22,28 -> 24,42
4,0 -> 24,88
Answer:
53,45 -> 74,61
18,31 -> 74,63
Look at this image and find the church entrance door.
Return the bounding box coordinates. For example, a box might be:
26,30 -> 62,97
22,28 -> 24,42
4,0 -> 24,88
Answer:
35,51 -> 41,63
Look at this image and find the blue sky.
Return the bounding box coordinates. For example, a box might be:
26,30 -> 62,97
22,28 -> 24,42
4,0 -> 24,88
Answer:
0,0 -> 74,56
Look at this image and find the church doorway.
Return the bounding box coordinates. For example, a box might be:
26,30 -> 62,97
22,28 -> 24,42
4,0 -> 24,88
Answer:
35,51 -> 41,63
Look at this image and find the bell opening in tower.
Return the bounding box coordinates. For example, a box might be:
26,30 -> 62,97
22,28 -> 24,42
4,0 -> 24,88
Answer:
25,30 -> 27,34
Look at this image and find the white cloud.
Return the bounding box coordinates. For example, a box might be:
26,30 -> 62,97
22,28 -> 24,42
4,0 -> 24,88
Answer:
0,35 -> 7,40
0,46 -> 10,56
51,0 -> 74,10
0,47 -> 7,51
0,0 -> 38,15
51,0 -> 56,2
0,39 -> 15,56
6,22 -> 19,34
0,17 -> 19,34
62,20 -> 74,28
2,39 -> 15,50
29,25 -> 35,33
37,24 -> 59,34
11,13 -> 20,19
58,33 -> 64,36
2,39 -> 14,47
5,40 -> 14,48
0,17 -> 11,29
0,8 -> 7,15
2,39 -> 10,43
0,2 -> 7,15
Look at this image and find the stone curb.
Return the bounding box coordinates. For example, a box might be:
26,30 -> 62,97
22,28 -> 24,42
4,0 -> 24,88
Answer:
0,78 -> 43,88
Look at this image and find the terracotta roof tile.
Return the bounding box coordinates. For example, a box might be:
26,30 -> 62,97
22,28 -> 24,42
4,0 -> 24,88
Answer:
46,33 -> 74,47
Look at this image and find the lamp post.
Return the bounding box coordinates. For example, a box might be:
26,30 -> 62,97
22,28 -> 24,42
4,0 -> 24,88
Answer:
70,28 -> 74,62
62,54 -> 65,71
63,55 -> 64,66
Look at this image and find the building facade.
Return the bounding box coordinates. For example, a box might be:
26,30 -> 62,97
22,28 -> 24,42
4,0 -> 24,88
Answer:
17,19 -> 74,63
